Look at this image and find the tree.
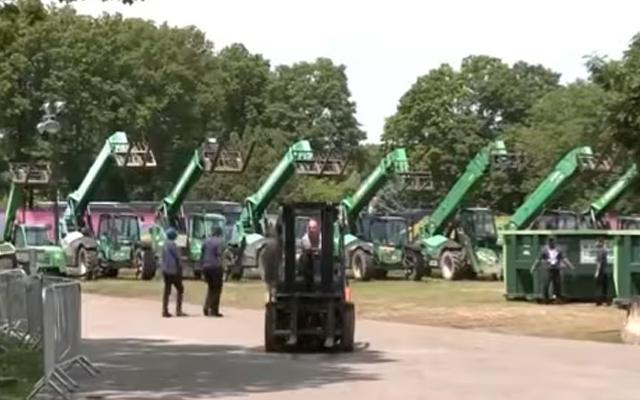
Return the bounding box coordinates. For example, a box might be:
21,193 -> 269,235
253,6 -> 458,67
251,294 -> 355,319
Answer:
508,81 -> 620,210
263,58 -> 365,149
0,0 -> 223,199
588,33 -> 640,163
384,55 -> 560,211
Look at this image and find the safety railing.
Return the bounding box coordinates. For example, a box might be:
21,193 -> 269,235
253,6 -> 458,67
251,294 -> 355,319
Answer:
0,267 -> 99,399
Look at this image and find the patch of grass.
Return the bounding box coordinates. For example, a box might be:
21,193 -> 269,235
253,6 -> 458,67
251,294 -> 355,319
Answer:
0,339 -> 41,400
83,273 -> 627,343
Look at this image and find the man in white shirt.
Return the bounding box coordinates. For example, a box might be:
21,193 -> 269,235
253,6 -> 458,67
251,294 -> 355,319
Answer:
301,219 -> 321,250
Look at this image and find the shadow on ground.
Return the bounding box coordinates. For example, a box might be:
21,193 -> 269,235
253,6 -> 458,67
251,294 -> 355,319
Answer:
69,338 -> 393,399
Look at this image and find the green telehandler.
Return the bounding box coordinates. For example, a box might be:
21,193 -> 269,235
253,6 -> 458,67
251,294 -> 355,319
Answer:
412,139 -> 520,280
2,163 -> 64,274
340,148 -> 432,281
59,131 -> 156,278
141,138 -> 252,280
504,146 -> 612,232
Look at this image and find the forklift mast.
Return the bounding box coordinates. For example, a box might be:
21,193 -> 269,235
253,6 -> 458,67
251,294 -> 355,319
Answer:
62,131 -> 156,234
505,146 -> 612,231
417,139 -> 510,237
340,148 -> 432,233
156,138 -> 253,228
588,163 -> 637,222
2,163 -> 52,242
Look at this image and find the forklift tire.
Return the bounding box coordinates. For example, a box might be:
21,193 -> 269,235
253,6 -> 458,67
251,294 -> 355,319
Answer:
351,249 -> 374,281
264,303 -> 282,352
140,250 -> 157,281
439,250 -> 464,280
341,303 -> 355,352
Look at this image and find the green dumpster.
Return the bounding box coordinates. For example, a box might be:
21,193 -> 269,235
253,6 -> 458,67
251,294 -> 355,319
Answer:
502,229 -> 640,302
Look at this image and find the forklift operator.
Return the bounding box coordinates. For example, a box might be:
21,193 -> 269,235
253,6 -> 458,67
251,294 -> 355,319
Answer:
301,219 -> 321,250
299,219 -> 322,289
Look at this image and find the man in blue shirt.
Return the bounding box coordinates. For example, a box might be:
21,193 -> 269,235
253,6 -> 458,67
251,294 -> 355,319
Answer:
201,226 -> 224,317
161,228 -> 186,318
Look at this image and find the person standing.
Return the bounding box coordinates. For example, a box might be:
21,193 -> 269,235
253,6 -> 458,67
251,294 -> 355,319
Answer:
594,237 -> 610,306
201,226 -> 224,317
530,237 -> 575,303
161,228 -> 186,318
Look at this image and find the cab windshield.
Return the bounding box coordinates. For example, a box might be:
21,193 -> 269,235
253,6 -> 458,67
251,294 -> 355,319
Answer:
461,211 -> 497,239
369,219 -> 407,246
113,216 -> 140,242
191,216 -> 226,240
24,227 -> 53,246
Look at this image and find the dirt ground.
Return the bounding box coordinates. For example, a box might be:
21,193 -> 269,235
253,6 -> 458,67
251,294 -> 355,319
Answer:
83,276 -> 627,343
60,294 -> 640,400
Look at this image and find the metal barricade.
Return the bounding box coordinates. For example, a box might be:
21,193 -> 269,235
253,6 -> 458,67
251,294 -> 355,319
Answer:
27,280 -> 99,399
0,269 -> 29,343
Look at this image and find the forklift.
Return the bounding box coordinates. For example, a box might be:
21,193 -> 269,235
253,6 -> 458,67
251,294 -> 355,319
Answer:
264,202 -> 355,352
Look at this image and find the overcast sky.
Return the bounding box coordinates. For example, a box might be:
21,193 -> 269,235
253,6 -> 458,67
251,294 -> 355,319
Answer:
72,0 -> 640,142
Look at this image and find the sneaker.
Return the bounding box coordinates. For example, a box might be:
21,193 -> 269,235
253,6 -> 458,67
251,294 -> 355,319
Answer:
212,312 -> 223,318
176,311 -> 188,317
162,312 -> 172,318
203,309 -> 210,316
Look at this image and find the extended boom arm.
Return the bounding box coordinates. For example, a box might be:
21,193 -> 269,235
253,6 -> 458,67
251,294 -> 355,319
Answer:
157,139 -> 253,225
589,163 -> 637,221
505,146 -> 611,230
63,131 -> 156,232
420,139 -> 510,237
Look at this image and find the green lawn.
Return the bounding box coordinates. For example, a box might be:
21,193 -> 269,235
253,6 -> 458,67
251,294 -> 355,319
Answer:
0,339 -> 41,400
83,273 -> 627,343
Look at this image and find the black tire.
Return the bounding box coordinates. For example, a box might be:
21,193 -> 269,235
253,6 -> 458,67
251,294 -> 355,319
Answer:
439,249 -> 465,280
405,249 -> 425,281
341,303 -> 355,352
351,249 -> 374,281
140,250 -> 157,281
78,247 -> 98,281
264,303 -> 282,352
223,249 -> 243,281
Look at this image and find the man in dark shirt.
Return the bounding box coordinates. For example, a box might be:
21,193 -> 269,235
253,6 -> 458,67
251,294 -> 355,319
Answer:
201,227 -> 224,317
594,237 -> 610,306
531,237 -> 575,303
161,228 -> 186,318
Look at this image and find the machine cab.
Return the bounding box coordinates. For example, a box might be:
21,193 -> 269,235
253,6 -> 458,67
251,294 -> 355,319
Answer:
13,224 -> 54,248
97,213 -> 141,245
358,214 -> 408,248
458,208 -> 498,247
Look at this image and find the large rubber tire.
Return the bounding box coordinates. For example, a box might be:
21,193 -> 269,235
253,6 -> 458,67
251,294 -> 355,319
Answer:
223,249 -> 244,281
439,250 -> 464,281
77,247 -> 98,281
341,303 -> 355,352
351,249 -> 374,281
405,250 -> 425,281
264,303 -> 282,352
139,250 -> 157,281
